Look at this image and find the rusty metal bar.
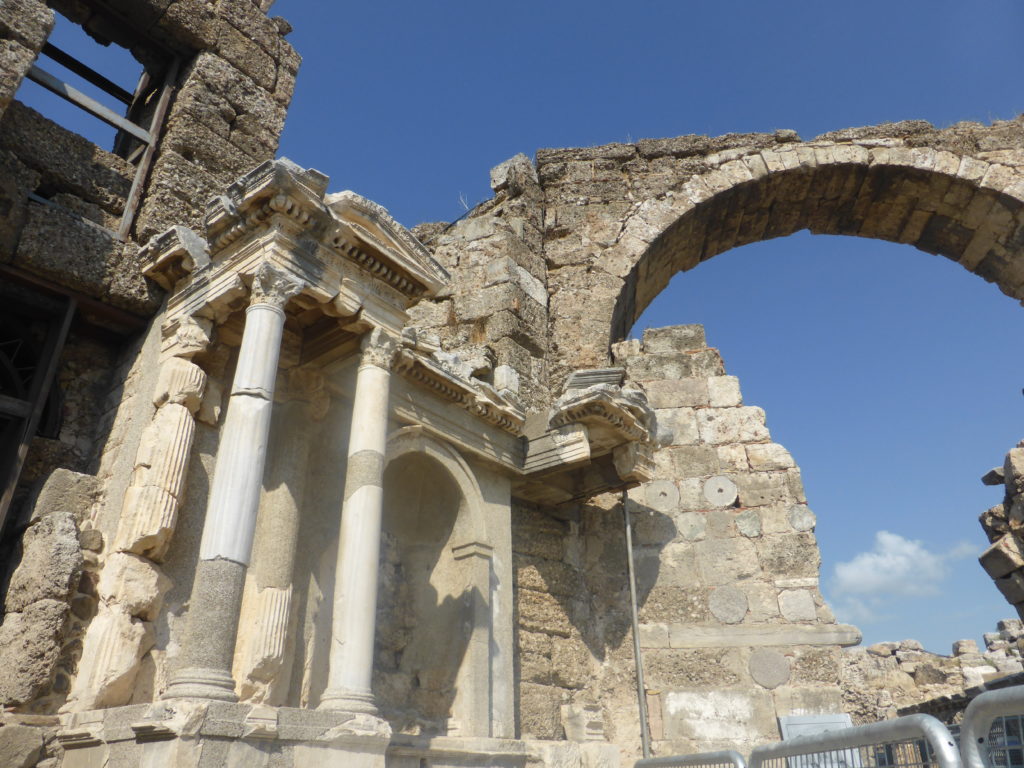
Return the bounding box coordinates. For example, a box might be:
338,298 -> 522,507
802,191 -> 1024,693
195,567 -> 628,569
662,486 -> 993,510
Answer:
41,42 -> 133,104
117,56 -> 179,242
26,64 -> 152,143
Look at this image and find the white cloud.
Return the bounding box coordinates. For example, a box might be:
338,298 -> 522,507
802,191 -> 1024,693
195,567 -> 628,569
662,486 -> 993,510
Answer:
830,531 -> 976,625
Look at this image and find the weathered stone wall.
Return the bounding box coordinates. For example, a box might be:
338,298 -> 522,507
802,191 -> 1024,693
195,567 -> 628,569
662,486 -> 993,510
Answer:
979,445 -> 1024,615
409,154 -> 550,410
511,324 -> 859,759
842,620 -> 1024,725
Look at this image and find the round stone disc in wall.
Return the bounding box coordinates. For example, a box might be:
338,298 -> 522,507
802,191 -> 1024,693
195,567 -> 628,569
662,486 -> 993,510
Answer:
709,585 -> 748,624
644,480 -> 679,513
749,648 -> 791,689
703,476 -> 738,507
788,504 -> 816,532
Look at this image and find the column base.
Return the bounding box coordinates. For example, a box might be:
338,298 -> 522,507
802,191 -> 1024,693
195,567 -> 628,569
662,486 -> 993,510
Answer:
317,687 -> 379,715
162,667 -> 239,702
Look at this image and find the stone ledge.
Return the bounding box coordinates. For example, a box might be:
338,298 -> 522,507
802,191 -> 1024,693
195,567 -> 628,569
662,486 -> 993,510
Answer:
640,623 -> 862,649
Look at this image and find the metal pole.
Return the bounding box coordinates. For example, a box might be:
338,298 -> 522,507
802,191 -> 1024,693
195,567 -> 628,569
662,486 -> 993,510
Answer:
623,491 -> 652,759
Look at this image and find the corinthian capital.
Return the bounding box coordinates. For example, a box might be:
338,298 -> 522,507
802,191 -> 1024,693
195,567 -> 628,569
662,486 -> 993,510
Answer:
250,263 -> 304,310
360,328 -> 400,370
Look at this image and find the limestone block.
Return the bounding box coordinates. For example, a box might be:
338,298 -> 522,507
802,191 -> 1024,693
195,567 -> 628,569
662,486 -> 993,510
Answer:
642,325 -> 706,354
676,512 -> 706,542
736,510 -> 762,538
25,467 -> 100,523
153,357 -> 207,414
778,589 -> 817,622
709,586 -> 748,624
736,473 -> 791,507
644,379 -> 709,409
97,553 -> 172,621
131,403 -> 196,499
703,476 -> 738,508
696,407 -> 768,445
676,478 -> 707,511
707,376 -> 742,407
0,599 -> 67,706
980,534 -> 1024,579
656,407 -> 699,445
994,571 -> 1024,604
663,689 -> 777,742
518,590 -> 573,638
114,484 -> 179,561
656,445 -> 720,478
746,443 -> 795,470
758,534 -> 821,580
743,584 -> 781,621
749,648 -> 791,689
953,639 -> 980,655
64,605 -> 154,710
5,510 -> 82,612
0,723 -> 44,768
773,686 -> 845,718
696,538 -> 760,586
519,682 -> 565,740
717,444 -> 749,472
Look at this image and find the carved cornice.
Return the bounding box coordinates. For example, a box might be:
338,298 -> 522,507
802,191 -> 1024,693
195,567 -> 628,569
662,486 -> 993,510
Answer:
393,348 -> 525,436
139,225 -> 211,291
548,384 -> 654,444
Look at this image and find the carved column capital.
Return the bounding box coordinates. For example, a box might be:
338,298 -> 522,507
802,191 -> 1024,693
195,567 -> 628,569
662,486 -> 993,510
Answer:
250,263 -> 304,311
359,328 -> 400,370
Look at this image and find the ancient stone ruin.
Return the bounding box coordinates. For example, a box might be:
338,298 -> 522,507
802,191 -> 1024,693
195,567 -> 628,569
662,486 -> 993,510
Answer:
1,1 -> 1024,767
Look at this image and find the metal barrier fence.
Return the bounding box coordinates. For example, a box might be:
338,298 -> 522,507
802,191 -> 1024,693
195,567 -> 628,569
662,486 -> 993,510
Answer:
961,687 -> 1024,768
635,750 -> 747,768
747,715 -> 960,768
636,715 -> 959,768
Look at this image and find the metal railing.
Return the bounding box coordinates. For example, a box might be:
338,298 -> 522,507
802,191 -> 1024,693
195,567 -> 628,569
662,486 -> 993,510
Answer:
636,750 -> 747,768
637,715 -> 960,768
961,687 -> 1024,768
748,716 -> 959,768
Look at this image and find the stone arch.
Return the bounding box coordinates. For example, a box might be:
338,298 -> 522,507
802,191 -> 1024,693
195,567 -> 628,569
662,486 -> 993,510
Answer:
546,139 -> 1024,373
374,427 -> 495,737
612,146 -> 1024,342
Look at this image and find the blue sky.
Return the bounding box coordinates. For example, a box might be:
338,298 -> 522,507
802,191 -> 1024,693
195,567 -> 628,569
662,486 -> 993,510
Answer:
26,1 -> 1024,652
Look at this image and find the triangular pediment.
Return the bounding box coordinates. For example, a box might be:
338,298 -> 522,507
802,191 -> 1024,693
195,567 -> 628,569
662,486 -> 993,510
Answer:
326,191 -> 449,298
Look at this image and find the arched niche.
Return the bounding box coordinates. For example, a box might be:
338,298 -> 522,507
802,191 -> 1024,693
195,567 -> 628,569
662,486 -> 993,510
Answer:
373,427 -> 496,737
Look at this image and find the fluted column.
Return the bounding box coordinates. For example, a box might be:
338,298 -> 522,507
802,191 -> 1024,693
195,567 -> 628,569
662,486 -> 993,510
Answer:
319,328 -> 399,713
164,263 -> 303,701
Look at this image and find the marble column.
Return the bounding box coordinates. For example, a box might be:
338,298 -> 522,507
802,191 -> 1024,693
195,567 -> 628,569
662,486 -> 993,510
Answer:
164,263 -> 303,701
319,328 -> 399,713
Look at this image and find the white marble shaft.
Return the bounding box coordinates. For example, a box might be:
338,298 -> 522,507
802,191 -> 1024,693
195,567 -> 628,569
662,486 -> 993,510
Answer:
320,328 -> 398,713
199,266 -> 303,564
